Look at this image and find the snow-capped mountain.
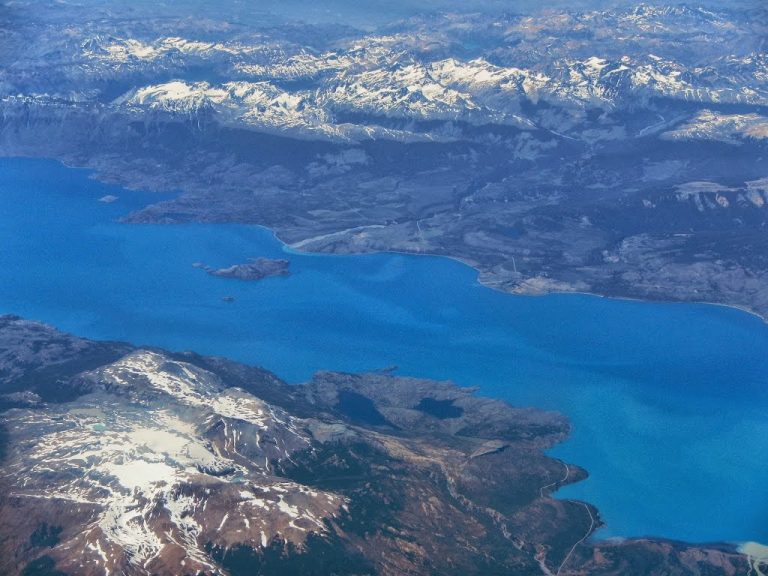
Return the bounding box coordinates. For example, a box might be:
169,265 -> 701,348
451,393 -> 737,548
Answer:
3,4 -> 767,144
103,46 -> 768,144
662,109 -> 768,144
3,348 -> 342,574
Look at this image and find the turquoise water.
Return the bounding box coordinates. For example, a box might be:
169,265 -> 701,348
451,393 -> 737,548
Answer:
1,157 -> 767,544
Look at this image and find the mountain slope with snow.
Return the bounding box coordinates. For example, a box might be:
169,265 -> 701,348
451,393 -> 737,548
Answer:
0,316 -> 752,575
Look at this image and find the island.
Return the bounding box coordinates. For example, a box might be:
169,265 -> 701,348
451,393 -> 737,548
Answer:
193,257 -> 290,281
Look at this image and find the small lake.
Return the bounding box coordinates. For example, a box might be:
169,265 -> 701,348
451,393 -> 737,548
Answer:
1,157 -> 767,544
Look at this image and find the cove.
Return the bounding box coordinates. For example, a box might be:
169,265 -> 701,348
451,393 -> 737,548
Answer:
1,156 -> 767,545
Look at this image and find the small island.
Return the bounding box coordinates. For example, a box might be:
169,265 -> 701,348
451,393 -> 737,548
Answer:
193,257 -> 290,281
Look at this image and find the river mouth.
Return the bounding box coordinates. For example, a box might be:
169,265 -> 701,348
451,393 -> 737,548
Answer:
2,156 -> 767,545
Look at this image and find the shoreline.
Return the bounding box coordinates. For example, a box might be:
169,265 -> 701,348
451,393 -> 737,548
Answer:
274,228 -> 768,326
0,308 -> 757,556
0,155 -> 765,553
5,152 -> 766,326
0,311 -> 756,556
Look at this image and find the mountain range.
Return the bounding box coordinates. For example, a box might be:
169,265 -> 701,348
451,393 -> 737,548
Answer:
1,2 -> 767,319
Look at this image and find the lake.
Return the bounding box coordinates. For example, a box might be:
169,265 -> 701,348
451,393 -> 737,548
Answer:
1,156 -> 767,544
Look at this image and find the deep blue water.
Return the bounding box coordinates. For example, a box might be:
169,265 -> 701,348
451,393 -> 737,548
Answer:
1,157 -> 767,544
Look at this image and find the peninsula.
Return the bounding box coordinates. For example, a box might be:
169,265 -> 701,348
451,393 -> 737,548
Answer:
0,316 -> 753,575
